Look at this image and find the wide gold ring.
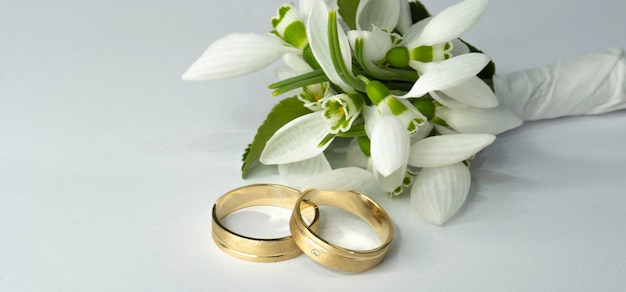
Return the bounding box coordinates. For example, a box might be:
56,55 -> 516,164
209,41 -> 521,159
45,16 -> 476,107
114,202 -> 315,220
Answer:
212,184 -> 319,262
289,189 -> 394,272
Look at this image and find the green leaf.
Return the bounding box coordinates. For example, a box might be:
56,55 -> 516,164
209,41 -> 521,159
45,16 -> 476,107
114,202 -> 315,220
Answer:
241,97 -> 312,178
409,1 -> 431,24
337,0 -> 360,30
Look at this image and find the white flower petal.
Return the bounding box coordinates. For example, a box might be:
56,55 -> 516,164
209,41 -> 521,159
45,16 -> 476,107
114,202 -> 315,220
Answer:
361,105 -> 381,137
182,33 -> 297,80
307,1 -> 355,93
373,163 -> 407,193
283,52 -> 314,74
275,65 -> 298,81
401,17 -> 431,47
279,154 -> 332,187
430,91 -> 467,109
356,0 -> 401,31
434,124 -> 459,135
408,134 -> 495,167
260,112 -> 333,164
300,167 -> 373,192
440,76 -> 499,108
410,0 -> 490,47
399,53 -> 491,98
299,0 -> 315,19
396,0 -> 412,34
370,115 -> 410,177
410,162 -> 470,225
411,121 -> 434,144
436,105 -> 523,135
348,30 -> 392,62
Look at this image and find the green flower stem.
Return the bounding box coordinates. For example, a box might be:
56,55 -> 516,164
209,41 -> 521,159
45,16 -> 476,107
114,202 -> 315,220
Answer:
335,123 -> 366,137
268,69 -> 329,96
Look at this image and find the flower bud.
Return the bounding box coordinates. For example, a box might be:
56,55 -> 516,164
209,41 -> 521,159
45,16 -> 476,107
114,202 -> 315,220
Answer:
386,46 -> 410,68
366,80 -> 390,105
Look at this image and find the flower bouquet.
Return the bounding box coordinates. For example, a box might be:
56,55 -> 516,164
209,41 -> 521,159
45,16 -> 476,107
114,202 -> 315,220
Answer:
183,0 -> 625,225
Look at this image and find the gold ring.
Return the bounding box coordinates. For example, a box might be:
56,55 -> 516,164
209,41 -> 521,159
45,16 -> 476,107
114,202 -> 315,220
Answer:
289,189 -> 394,272
212,184 -> 318,262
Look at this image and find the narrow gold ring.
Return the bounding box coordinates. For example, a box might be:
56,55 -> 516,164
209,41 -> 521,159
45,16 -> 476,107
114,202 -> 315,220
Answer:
289,189 -> 394,272
212,184 -> 318,262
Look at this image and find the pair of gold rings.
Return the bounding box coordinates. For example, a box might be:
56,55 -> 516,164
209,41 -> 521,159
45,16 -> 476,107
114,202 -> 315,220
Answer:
211,184 -> 394,272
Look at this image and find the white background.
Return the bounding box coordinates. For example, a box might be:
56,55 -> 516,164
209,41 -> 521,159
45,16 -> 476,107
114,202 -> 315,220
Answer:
1,0 -> 625,291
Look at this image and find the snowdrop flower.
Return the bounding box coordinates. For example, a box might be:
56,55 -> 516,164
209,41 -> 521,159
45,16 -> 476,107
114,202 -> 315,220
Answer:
182,2 -> 315,81
384,0 -> 498,109
322,93 -> 364,134
182,33 -> 299,80
387,0 -> 490,67
259,92 -> 364,165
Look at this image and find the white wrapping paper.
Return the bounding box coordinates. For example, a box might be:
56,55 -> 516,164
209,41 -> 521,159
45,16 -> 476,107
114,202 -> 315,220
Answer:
494,47 -> 626,121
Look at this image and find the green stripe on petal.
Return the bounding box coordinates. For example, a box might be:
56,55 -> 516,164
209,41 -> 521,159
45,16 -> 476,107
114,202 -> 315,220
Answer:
378,97 -> 426,133
272,5 -> 308,49
410,43 -> 452,63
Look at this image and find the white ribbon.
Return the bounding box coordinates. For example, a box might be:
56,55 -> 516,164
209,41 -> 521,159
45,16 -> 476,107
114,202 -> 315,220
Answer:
494,47 -> 626,121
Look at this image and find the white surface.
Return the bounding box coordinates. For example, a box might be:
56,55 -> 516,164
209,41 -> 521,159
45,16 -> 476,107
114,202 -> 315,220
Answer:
1,0 -> 626,291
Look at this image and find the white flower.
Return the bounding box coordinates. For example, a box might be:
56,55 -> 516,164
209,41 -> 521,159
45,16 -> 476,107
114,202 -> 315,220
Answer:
182,33 -> 299,80
322,93 -> 364,134
259,93 -> 364,165
397,53 -> 492,99
402,0 -> 490,64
